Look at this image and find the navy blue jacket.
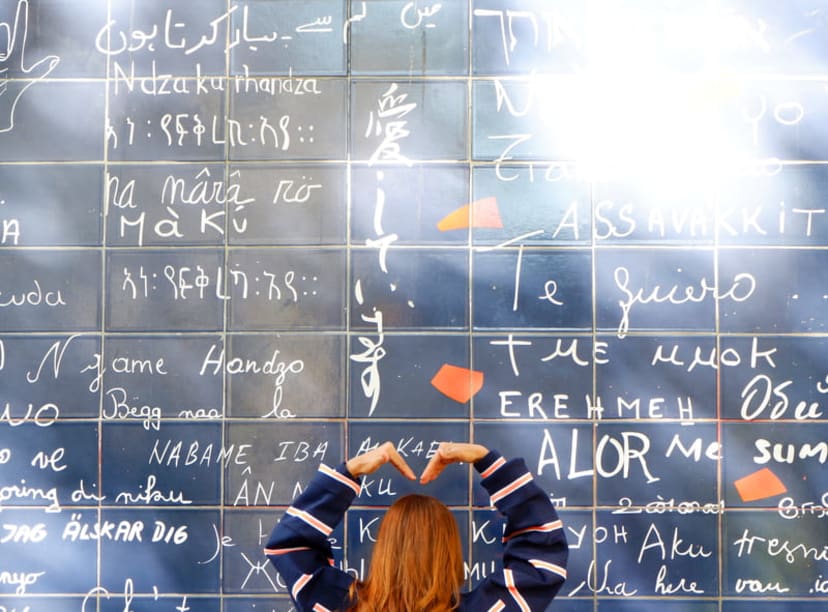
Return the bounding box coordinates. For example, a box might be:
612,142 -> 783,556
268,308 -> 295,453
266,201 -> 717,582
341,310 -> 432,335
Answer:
264,450 -> 568,611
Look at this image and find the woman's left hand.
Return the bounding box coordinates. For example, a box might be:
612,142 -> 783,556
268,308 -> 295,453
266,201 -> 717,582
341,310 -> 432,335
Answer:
419,442 -> 489,484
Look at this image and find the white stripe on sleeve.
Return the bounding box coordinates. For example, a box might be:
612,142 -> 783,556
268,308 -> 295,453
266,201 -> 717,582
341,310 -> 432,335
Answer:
319,464 -> 361,495
490,472 -> 533,505
292,573 -> 312,600
529,558 -> 568,579
486,599 -> 506,612
504,568 -> 531,612
286,507 -> 334,536
480,456 -> 506,478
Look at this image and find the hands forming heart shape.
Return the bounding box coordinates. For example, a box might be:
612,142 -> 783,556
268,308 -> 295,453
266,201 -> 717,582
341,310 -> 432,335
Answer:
345,441 -> 489,485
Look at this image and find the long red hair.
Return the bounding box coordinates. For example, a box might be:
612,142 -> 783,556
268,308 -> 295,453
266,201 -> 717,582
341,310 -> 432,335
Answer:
347,494 -> 464,612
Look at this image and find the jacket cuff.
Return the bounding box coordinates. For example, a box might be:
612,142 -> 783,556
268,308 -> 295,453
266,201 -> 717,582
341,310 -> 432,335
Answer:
474,449 -> 506,478
312,462 -> 362,498
477,454 -> 538,509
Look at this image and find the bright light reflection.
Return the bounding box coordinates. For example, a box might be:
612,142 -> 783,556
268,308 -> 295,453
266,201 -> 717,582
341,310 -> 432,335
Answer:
571,75 -> 736,183
523,2 -> 796,182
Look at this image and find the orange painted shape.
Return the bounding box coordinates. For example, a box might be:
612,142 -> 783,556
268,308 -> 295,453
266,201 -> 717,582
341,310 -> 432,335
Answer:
733,467 -> 788,503
437,204 -> 472,231
437,197 -> 503,231
430,364 -> 484,403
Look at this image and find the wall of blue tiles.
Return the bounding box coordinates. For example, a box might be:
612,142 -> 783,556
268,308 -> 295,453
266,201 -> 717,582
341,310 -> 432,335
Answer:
1,0 -> 827,609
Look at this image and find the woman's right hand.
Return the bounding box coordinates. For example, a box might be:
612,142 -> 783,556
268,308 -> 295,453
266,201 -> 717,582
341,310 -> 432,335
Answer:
419,442 -> 489,484
346,441 -> 417,480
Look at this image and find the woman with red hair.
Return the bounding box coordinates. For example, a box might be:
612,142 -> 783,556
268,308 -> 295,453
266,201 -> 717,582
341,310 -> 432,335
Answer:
265,441 -> 568,611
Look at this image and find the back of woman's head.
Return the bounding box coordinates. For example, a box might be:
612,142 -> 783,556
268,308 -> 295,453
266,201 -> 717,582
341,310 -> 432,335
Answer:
349,494 -> 464,612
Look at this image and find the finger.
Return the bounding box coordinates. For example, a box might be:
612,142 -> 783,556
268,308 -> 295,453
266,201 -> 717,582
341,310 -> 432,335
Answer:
419,451 -> 447,484
420,441 -> 467,483
439,442 -> 456,461
369,445 -> 391,472
385,445 -> 416,480
347,445 -> 386,477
